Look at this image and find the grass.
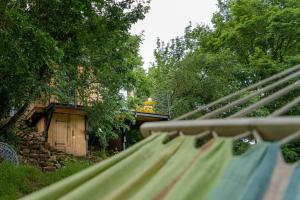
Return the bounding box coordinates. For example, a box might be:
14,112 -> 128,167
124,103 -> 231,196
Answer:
0,160 -> 90,200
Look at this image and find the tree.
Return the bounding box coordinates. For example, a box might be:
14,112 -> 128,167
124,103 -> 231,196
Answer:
0,1 -> 63,131
127,66 -> 152,110
0,0 -> 150,148
149,0 -> 300,119
148,0 -> 300,159
209,0 -> 300,78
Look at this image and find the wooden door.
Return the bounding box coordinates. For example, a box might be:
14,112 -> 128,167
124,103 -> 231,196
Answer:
55,120 -> 68,151
69,115 -> 86,156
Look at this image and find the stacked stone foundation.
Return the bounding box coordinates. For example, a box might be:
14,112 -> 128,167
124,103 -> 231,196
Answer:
17,131 -> 68,172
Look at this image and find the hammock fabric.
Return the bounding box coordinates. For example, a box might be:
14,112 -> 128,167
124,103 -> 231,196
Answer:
22,134 -> 300,200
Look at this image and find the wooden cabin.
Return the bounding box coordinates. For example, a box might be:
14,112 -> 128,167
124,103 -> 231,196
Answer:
26,95 -> 88,157
26,65 -> 99,157
26,88 -> 169,156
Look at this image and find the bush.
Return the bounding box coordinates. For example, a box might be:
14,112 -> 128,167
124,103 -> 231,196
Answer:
0,129 -> 19,148
125,127 -> 144,148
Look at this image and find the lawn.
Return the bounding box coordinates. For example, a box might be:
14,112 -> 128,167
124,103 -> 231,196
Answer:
0,160 -> 90,200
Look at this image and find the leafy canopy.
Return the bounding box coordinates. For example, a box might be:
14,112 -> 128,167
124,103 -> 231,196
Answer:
149,0 -> 300,118
0,0 -> 150,148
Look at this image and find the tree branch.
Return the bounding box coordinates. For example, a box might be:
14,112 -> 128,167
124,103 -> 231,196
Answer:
0,101 -> 29,133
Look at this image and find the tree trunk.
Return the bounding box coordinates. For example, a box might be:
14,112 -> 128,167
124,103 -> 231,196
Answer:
0,102 -> 29,133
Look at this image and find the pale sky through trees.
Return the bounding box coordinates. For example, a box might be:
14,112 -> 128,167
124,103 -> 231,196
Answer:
130,0 -> 218,70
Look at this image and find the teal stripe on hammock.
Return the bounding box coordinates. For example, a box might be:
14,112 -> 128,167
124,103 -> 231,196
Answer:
283,162 -> 300,200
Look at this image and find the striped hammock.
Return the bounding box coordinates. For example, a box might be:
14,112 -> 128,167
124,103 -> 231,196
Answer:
22,65 -> 300,200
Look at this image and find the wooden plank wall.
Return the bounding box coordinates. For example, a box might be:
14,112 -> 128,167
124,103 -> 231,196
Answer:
44,113 -> 86,156
36,117 -> 45,133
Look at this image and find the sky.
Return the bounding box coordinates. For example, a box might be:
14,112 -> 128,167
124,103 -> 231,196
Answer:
130,0 -> 218,70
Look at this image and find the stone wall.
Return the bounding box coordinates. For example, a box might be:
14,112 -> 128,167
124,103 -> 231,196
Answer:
17,131 -> 68,172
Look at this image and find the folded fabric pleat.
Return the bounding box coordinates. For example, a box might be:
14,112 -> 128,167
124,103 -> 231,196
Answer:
282,162 -> 300,200
263,153 -> 295,200
132,137 -> 215,200
206,142 -> 271,200
162,138 -> 233,200
130,136 -> 205,200
239,143 -> 278,200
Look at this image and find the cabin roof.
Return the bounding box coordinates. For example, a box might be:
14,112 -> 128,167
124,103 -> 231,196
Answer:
27,103 -> 169,126
27,103 -> 87,125
133,111 -> 169,122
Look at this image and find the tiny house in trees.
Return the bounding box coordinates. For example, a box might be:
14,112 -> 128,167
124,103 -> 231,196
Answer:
26,95 -> 88,156
25,66 -> 99,157
26,83 -> 168,156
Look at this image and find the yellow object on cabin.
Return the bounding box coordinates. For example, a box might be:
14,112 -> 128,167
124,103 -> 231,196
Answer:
136,98 -> 156,113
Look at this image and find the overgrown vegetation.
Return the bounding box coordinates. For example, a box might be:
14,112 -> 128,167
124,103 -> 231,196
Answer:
148,0 -> 300,159
0,160 -> 90,200
281,141 -> 300,163
0,0 -> 151,149
149,0 -> 300,118
0,0 -> 299,163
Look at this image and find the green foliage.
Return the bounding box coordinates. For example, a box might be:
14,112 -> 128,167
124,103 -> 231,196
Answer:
150,43 -> 242,117
0,1 -> 63,118
0,129 -> 19,148
127,66 -> 152,109
0,160 -> 90,199
232,139 -> 252,155
0,0 -> 150,148
147,0 -> 300,160
211,0 -> 300,66
0,161 -> 46,200
281,141 -> 300,163
45,160 -> 90,184
149,0 -> 300,118
86,94 -> 135,149
125,127 -> 144,148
